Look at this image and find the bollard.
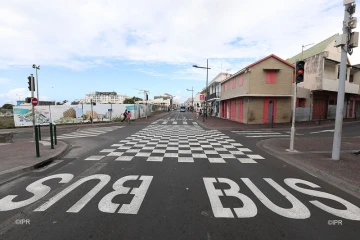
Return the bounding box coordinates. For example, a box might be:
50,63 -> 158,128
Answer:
355,112 -> 357,121
319,115 -> 321,126
54,124 -> 57,145
38,124 -> 41,140
35,125 -> 40,157
50,123 -> 54,149
271,114 -> 274,128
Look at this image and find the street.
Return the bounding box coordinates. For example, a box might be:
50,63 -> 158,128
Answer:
0,111 -> 359,240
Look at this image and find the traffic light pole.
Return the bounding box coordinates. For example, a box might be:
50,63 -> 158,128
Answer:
31,74 -> 36,139
332,3 -> 351,160
289,71 -> 297,151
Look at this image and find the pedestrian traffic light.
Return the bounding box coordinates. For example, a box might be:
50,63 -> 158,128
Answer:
27,76 -> 35,91
295,61 -> 305,84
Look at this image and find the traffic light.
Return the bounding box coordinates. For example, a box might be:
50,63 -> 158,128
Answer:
25,97 -> 31,103
92,102 -> 96,106
295,61 -> 305,84
27,76 -> 35,91
146,94 -> 148,101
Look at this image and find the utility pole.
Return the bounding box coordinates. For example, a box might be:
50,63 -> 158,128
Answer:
90,99 -> 94,124
193,59 -> 211,121
332,0 -> 358,160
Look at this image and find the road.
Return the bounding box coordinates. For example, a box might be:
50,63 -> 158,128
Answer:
0,111 -> 359,240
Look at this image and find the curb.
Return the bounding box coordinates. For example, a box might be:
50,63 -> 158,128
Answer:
256,139 -> 360,200
187,114 -> 360,131
0,141 -> 70,186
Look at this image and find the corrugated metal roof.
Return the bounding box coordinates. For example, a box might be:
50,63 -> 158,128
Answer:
286,33 -> 339,64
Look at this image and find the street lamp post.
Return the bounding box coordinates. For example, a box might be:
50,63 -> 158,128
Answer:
193,59 -> 211,121
186,87 -> 194,112
32,64 -> 40,102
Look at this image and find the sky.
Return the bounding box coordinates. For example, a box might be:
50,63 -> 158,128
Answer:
1,0 -> 359,106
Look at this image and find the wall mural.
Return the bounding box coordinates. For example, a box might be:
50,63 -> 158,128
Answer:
12,104 -> 152,127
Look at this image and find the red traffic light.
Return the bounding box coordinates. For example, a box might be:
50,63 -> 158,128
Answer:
297,69 -> 304,75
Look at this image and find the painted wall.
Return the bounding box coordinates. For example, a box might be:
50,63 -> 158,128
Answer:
220,72 -> 249,100
299,52 -> 327,90
248,57 -> 293,95
13,104 -> 151,127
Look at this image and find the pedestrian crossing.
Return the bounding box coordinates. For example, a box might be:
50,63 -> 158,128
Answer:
85,125 -> 265,164
43,126 -> 124,140
231,130 -> 290,138
152,116 -> 197,125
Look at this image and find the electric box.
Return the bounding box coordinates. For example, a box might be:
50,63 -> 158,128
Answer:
344,0 -> 355,5
350,32 -> 359,48
349,17 -> 357,29
335,34 -> 347,47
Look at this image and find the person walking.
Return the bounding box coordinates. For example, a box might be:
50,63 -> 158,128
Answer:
126,110 -> 131,124
121,109 -> 127,122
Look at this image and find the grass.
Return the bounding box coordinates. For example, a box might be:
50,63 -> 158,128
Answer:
0,117 -> 15,129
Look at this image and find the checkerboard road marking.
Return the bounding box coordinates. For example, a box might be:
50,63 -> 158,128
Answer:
85,124 -> 265,164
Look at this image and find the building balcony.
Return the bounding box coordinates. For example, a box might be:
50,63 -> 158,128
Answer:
322,78 -> 359,94
207,92 -> 221,100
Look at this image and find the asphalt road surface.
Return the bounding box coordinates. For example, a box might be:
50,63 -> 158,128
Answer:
0,111 -> 359,240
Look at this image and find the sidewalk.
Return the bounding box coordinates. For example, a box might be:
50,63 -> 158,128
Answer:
188,112 -> 360,130
0,139 -> 68,185
258,136 -> 360,199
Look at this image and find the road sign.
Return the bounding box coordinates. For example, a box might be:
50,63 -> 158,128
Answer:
31,97 -> 38,106
108,109 -> 112,112
200,94 -> 204,100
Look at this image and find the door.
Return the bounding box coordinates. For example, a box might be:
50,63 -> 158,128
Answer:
238,99 -> 243,122
268,100 -> 274,123
312,99 -> 327,119
348,100 -> 354,118
226,101 -> 230,119
263,98 -> 277,124
230,100 -> 236,120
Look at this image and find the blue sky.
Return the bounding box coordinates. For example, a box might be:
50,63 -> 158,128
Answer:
1,0 -> 358,105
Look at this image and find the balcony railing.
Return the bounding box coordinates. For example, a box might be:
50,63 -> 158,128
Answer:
207,92 -> 221,100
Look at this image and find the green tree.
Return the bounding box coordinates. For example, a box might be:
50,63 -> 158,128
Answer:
123,97 -> 142,104
1,104 -> 14,109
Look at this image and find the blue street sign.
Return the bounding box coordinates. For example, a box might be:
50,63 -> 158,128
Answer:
108,109 -> 112,112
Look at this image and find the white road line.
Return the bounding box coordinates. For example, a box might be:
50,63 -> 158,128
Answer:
236,132 -> 281,135
246,135 -> 290,138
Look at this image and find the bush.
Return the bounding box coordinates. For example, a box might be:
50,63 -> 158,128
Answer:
0,117 -> 15,129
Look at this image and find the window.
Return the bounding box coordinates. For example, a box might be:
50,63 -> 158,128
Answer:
350,75 -> 354,83
296,98 -> 306,108
239,74 -> 244,86
266,71 -> 276,84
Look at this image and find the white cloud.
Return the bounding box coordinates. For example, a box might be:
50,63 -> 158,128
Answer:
0,88 -> 29,105
1,0 -> 358,74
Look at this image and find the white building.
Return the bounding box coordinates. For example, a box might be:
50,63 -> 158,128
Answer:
82,91 -> 128,104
